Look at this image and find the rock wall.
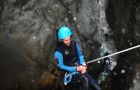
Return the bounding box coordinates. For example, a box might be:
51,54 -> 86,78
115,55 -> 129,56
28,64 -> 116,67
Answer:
1,0 -> 140,90
104,0 -> 140,90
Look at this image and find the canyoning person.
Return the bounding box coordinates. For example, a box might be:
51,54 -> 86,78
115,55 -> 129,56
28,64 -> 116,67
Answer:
54,26 -> 101,90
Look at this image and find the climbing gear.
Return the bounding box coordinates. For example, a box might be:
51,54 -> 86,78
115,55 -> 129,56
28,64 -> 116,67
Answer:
101,52 -> 112,73
64,72 -> 79,85
87,45 -> 140,64
58,26 -> 72,40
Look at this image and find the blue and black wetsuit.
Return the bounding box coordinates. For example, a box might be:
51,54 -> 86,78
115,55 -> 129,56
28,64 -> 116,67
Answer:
54,40 -> 85,72
54,40 -> 101,90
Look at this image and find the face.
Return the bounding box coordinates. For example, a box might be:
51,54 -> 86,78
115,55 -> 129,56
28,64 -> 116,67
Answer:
63,37 -> 71,46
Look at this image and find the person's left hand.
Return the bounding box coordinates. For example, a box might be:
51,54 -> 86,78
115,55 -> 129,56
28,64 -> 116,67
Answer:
81,65 -> 87,74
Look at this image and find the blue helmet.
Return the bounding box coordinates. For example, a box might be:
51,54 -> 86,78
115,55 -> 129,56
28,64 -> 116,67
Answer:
58,26 -> 72,40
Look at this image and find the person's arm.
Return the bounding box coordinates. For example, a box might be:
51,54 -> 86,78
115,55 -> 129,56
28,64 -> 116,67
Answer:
76,43 -> 85,65
54,51 -> 77,72
76,43 -> 87,74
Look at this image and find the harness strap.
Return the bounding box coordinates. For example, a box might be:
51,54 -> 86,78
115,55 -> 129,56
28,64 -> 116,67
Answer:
64,72 -> 79,85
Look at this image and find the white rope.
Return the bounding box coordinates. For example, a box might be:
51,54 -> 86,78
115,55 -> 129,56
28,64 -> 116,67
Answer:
87,45 -> 140,64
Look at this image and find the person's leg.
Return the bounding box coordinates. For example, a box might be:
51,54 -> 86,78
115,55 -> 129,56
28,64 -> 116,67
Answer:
80,74 -> 89,90
70,73 -> 90,90
85,73 -> 101,90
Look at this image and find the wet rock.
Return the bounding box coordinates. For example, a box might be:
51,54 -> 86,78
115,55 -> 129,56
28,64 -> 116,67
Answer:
104,0 -> 140,90
1,0 -> 140,90
1,0 -> 113,89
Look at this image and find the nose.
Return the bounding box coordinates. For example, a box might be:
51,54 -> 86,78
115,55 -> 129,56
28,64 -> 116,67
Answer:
65,39 -> 70,43
63,37 -> 71,45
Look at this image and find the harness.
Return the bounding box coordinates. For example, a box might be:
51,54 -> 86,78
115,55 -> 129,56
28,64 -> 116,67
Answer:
64,72 -> 79,85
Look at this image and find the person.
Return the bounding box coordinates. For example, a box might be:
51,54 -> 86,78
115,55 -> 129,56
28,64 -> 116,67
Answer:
54,26 -> 101,90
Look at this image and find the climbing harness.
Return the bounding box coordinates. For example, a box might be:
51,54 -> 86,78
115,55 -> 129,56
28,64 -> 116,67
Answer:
64,72 -> 79,85
87,45 -> 140,64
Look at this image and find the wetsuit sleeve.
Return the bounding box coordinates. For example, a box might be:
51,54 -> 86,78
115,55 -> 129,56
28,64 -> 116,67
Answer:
76,43 -> 85,65
54,51 -> 77,72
